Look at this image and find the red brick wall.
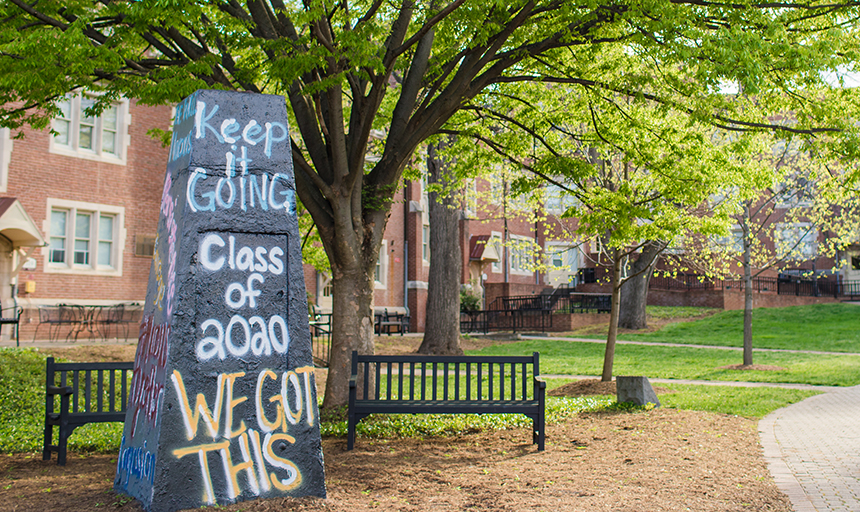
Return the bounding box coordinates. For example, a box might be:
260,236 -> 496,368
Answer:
646,289 -> 727,309
720,289 -> 838,310
9,100 -> 170,312
484,283 -> 547,308
548,312 -> 610,331
646,288 -> 839,310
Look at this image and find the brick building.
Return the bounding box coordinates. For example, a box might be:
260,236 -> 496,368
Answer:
304,173 -> 581,332
1,94 -> 172,341
14,94 -> 848,342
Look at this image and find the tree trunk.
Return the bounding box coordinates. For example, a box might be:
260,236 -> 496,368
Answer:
601,248 -> 623,382
321,256 -> 377,409
419,143 -> 463,355
741,203 -> 754,366
618,241 -> 662,330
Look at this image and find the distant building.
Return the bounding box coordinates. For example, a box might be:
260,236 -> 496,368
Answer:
0,94 -> 171,341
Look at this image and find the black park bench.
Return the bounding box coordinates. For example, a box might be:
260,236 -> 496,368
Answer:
373,307 -> 410,336
43,357 -> 134,465
347,351 -> 546,451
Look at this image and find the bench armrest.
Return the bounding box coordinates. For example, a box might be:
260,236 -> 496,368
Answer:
533,375 -> 546,389
0,305 -> 22,316
46,385 -> 74,397
349,376 -> 357,389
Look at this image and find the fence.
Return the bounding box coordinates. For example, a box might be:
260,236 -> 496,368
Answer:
650,273 -> 860,299
461,290 -> 612,333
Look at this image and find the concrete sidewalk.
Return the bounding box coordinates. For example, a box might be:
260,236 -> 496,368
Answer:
760,386 -> 860,512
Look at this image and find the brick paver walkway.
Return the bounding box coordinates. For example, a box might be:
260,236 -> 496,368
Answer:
760,386 -> 860,511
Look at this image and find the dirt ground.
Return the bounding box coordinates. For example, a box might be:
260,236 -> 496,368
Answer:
0,334 -> 792,512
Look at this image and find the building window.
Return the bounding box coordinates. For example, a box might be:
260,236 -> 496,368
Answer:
545,183 -> 579,215
776,223 -> 818,260
546,243 -> 579,286
375,240 -> 388,289
44,199 -> 125,276
490,232 -> 502,273
549,245 -> 577,269
73,211 -> 92,265
510,236 -> 534,275
0,128 -> 11,193
51,93 -> 129,163
49,210 -> 67,264
715,225 -> 745,254
775,173 -> 814,209
422,225 -> 430,264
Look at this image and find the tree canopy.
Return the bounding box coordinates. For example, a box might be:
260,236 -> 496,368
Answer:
2,0 -> 860,406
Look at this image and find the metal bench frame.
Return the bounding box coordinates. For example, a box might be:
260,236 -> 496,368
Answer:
43,357 -> 133,465
348,351 -> 545,451
0,298 -> 21,346
374,308 -> 410,335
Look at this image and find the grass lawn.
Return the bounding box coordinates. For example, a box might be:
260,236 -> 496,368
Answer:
0,349 -> 124,454
470,338 -> 860,386
580,303 -> 860,353
5,302 -> 855,455
544,378 -> 820,418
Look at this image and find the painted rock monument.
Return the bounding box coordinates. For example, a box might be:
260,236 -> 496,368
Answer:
114,90 -> 326,512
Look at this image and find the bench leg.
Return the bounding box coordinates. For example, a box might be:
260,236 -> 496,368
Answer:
534,413 -> 545,451
57,426 -> 70,466
347,415 -> 356,450
42,422 -> 54,461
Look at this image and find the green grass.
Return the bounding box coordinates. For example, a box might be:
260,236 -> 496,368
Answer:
582,304 -> 860,353
469,339 -> 860,386
545,378 -> 820,418
647,306 -> 720,320
656,384 -> 820,418
3,301 -> 853,455
0,348 -> 124,454
320,396 -> 614,439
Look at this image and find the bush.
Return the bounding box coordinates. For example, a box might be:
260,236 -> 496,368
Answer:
460,289 -> 482,312
0,349 -> 124,454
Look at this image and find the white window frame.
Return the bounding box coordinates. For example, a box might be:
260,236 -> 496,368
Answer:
546,242 -> 579,270
509,235 -> 534,276
375,240 -> 388,289
715,224 -> 745,254
422,224 -> 431,265
776,222 -> 818,260
545,183 -> 579,215
43,199 -> 126,276
775,173 -> 814,209
546,242 -> 579,286
490,232 -> 503,273
50,93 -> 130,165
0,128 -> 11,193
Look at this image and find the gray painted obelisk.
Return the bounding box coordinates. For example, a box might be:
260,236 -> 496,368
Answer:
114,90 -> 325,512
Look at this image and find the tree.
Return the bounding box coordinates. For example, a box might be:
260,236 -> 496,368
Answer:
705,150 -> 860,366
617,241 -> 663,330
2,1 -> 860,405
435,55 -> 860,382
444,87 -> 774,382
419,142 -> 464,355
